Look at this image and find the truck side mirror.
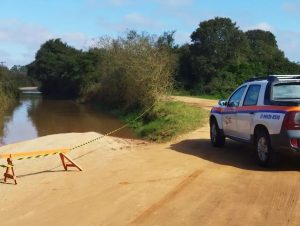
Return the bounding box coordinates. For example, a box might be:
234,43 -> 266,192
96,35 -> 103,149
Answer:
218,99 -> 227,106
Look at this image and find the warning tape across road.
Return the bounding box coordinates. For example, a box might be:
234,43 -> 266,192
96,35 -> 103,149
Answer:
0,103 -> 155,162
70,103 -> 155,150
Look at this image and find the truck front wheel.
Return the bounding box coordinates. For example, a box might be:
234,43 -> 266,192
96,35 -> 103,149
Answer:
210,119 -> 225,147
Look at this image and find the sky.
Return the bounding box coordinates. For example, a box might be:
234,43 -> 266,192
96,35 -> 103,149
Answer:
0,0 -> 300,68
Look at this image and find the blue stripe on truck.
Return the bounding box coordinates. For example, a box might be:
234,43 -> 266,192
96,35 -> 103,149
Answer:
211,109 -> 287,114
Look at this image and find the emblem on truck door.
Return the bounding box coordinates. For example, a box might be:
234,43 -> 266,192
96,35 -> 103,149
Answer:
225,116 -> 232,125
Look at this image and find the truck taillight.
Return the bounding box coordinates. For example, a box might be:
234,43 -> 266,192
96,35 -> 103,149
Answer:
290,138 -> 299,148
283,112 -> 300,130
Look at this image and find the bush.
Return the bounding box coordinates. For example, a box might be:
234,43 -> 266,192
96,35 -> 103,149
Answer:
0,66 -> 20,111
87,31 -> 175,111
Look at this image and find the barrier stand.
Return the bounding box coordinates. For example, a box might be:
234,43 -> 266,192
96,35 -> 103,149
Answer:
0,148 -> 82,185
4,154 -> 17,185
59,153 -> 82,171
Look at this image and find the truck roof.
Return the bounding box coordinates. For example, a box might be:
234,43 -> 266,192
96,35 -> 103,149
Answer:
245,75 -> 300,83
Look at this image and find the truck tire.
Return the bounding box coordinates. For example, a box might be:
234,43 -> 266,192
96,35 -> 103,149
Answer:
210,119 -> 225,147
255,129 -> 275,167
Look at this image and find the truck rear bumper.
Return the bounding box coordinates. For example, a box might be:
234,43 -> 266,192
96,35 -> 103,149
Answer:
271,130 -> 300,152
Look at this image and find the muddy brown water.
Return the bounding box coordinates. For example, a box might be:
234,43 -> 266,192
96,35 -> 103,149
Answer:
0,93 -> 135,145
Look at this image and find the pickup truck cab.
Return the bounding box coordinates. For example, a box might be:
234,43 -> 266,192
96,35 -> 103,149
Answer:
210,75 -> 300,166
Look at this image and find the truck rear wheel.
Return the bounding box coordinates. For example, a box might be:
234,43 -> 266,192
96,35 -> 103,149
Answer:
255,129 -> 275,167
210,119 -> 225,147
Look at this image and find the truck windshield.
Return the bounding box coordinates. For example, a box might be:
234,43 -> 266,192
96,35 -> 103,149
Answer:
272,83 -> 300,100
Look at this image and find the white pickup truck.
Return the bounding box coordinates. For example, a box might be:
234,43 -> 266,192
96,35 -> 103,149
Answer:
210,75 -> 300,166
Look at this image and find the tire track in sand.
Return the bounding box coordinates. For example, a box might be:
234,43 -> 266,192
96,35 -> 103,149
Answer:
129,169 -> 202,225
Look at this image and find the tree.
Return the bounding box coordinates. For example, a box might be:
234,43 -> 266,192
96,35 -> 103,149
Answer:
245,30 -> 283,75
188,17 -> 250,92
156,31 -> 178,49
27,39 -> 98,99
174,44 -> 193,89
10,65 -> 27,74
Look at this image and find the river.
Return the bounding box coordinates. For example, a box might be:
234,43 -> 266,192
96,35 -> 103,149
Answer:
0,93 -> 135,146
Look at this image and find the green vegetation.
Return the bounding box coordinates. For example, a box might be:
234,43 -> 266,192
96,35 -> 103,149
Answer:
175,17 -> 300,97
28,17 -> 300,102
27,39 -> 92,99
0,66 -> 20,111
9,65 -> 38,87
122,101 -> 208,142
28,32 -> 175,110
25,17 -> 300,141
86,32 -> 175,110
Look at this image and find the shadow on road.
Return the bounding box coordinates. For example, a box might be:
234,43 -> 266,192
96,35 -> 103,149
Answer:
170,138 -> 300,171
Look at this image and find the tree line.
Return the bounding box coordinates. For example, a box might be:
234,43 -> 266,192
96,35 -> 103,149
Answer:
175,17 -> 300,96
27,31 -> 175,110
27,17 -> 300,110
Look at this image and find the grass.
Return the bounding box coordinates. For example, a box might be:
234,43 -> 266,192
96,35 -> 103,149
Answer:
194,94 -> 220,100
122,101 -> 209,142
171,89 -> 221,100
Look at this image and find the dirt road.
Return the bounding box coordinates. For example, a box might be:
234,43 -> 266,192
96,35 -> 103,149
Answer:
1,96 -> 300,226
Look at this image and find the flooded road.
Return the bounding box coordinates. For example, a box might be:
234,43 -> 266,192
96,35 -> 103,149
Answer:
0,94 -> 135,145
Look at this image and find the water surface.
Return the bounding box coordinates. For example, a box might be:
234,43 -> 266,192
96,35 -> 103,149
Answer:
0,94 -> 135,145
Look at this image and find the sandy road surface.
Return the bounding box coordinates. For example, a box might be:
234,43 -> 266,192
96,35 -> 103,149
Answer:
1,96 -> 300,226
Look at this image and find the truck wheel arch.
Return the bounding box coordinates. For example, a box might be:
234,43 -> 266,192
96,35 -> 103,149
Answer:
253,124 -> 269,143
210,114 -> 223,129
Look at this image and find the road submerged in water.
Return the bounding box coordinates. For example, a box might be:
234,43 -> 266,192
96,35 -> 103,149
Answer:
0,93 -> 134,146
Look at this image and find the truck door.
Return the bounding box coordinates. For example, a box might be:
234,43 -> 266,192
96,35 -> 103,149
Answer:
236,85 -> 261,140
223,86 -> 247,137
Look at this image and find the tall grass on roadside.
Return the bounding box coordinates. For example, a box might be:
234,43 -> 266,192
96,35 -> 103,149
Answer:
122,101 -> 208,142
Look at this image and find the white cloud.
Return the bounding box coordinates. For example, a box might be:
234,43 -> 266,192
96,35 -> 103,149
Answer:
0,19 -> 91,67
174,31 -> 191,44
277,30 -> 300,62
0,19 -> 53,47
0,49 -> 11,65
107,0 -> 128,6
85,0 -> 130,8
245,22 -> 275,32
59,32 -> 91,50
99,12 -> 163,32
160,0 -> 194,8
124,12 -> 163,28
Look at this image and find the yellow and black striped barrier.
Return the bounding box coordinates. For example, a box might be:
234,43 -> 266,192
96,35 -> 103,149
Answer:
0,148 -> 80,185
0,148 -> 69,160
0,164 -> 13,168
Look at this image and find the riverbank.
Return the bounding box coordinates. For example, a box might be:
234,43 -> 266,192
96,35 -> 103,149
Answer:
120,100 -> 209,142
